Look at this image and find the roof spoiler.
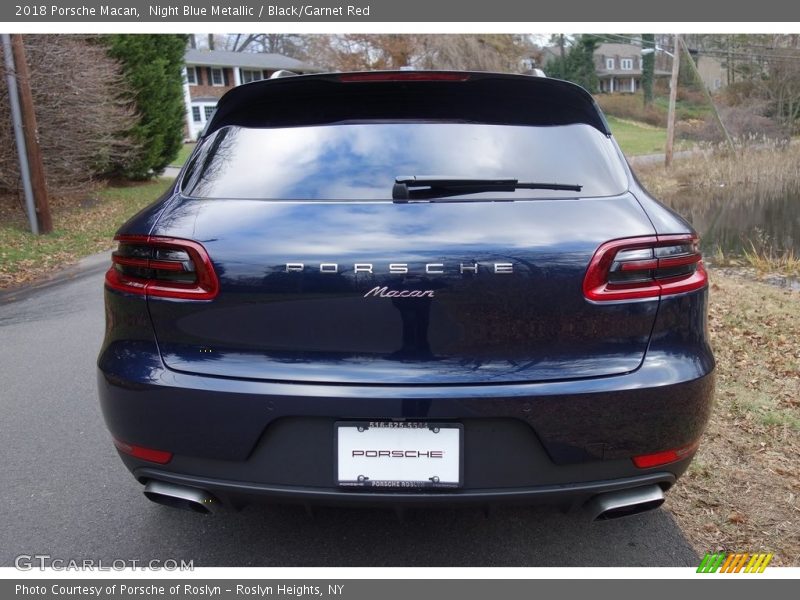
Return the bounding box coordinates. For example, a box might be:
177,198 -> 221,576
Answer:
204,71 -> 611,137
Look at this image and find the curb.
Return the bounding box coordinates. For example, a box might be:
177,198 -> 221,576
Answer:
0,249 -> 112,305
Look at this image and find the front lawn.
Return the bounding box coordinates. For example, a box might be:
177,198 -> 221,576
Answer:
0,179 -> 172,289
606,115 -> 672,156
169,142 -> 196,167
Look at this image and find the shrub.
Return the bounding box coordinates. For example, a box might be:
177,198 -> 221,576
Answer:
595,93 -> 666,127
722,80 -> 762,107
681,102 -> 789,144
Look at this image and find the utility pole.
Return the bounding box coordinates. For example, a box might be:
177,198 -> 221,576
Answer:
665,34 -> 680,168
10,34 -> 52,234
2,34 -> 38,235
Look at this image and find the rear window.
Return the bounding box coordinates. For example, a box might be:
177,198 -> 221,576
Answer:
181,122 -> 629,200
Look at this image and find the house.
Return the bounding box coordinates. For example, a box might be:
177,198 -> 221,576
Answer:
593,43 -> 672,93
693,54 -> 728,92
183,48 -> 323,139
540,42 -> 672,93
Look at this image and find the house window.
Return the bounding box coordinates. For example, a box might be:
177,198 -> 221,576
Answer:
241,69 -> 264,84
605,58 -> 614,70
204,105 -> 216,121
186,66 -> 197,85
191,106 -> 201,122
714,79 -> 722,90
210,68 -> 224,86
621,58 -> 633,70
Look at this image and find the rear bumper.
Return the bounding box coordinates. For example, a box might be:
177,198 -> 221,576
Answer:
98,337 -> 714,507
133,466 -> 679,511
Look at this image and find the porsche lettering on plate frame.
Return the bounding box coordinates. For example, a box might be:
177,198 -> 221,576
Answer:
336,422 -> 463,488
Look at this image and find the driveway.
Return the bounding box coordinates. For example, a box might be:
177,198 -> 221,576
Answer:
0,258 -> 699,567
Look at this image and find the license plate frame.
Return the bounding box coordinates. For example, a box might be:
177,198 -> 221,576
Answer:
335,421 -> 463,489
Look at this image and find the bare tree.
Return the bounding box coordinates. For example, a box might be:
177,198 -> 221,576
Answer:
0,35 -> 137,199
417,35 -> 534,71
305,34 -> 533,73
761,48 -> 800,129
225,33 -> 307,56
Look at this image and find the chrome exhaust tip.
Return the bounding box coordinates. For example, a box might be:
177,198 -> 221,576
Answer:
143,480 -> 217,514
586,485 -> 665,521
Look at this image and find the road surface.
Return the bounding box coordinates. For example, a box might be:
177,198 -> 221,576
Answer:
0,258 -> 699,567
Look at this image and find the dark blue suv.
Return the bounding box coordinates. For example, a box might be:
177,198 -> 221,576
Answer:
97,71 -> 714,518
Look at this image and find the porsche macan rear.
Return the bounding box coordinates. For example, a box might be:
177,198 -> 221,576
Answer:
97,72 -> 714,517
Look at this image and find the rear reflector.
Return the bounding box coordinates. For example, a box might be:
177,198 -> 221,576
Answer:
113,439 -> 173,464
583,234 -> 707,302
105,235 -> 219,300
632,440 -> 700,469
338,72 -> 471,82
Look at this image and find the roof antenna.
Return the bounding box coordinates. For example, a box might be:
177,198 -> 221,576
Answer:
270,70 -> 298,79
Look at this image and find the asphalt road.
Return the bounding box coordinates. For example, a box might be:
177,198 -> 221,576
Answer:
0,259 -> 699,567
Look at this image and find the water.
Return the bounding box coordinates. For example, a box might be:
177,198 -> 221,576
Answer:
660,183 -> 800,257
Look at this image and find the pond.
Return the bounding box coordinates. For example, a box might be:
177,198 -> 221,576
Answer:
660,182 -> 800,258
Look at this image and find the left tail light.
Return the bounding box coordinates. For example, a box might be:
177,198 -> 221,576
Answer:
113,438 -> 173,464
583,234 -> 707,302
105,235 -> 219,300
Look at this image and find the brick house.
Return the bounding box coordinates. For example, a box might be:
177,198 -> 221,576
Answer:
183,48 -> 323,139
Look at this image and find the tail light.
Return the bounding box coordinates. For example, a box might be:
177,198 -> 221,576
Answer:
338,72 -> 471,82
583,234 -> 707,302
633,440 -> 700,468
105,235 -> 219,300
113,438 -> 173,464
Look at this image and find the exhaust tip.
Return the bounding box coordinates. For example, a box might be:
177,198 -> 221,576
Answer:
586,485 -> 665,521
143,480 -> 217,514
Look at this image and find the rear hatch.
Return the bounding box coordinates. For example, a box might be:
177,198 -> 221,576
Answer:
144,73 -> 659,385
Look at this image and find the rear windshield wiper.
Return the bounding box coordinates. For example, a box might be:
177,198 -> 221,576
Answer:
392,176 -> 582,202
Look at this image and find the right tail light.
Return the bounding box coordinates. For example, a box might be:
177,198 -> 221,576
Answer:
583,234 -> 707,302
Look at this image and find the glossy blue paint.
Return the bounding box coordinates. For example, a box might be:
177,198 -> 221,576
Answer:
124,192 -> 674,385
99,72 -> 715,508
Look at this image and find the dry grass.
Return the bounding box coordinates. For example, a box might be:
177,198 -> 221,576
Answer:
596,93 -> 667,128
665,269 -> 800,566
743,243 -> 800,277
635,141 -> 800,197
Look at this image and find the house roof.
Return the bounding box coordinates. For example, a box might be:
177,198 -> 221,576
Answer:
185,49 -> 323,73
595,43 -> 643,58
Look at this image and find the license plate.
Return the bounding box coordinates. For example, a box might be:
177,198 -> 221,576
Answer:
336,422 -> 462,489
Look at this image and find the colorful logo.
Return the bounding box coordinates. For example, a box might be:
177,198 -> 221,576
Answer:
697,552 -> 773,573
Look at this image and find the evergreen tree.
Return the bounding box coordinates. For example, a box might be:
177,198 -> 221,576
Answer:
545,35 -> 599,93
105,34 -> 188,179
642,34 -> 655,106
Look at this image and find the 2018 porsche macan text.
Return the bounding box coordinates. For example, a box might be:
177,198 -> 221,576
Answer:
97,71 -> 715,518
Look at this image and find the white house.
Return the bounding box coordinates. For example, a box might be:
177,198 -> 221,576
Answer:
183,48 -> 323,139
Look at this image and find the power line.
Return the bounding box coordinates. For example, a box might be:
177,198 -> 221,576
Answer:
593,32 -> 800,62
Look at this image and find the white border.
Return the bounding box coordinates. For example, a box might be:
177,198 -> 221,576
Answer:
3,567 -> 800,579
3,22 -> 800,34
1,15 -> 797,580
